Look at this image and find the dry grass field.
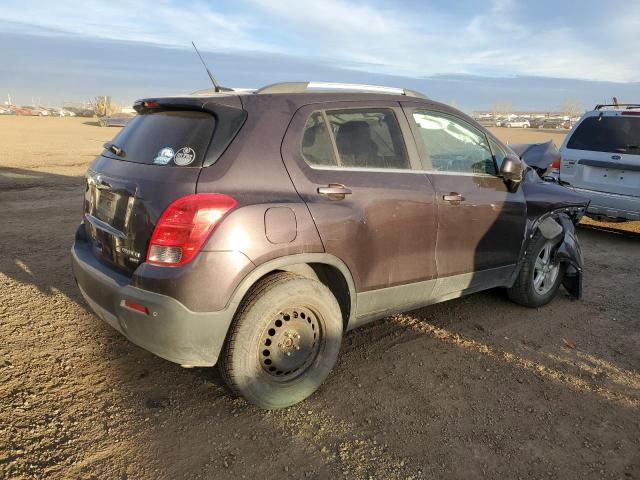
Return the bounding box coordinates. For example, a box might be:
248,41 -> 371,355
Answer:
1,116 -> 639,479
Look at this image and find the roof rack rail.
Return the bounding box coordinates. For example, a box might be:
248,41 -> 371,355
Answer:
255,81 -> 428,99
594,103 -> 640,110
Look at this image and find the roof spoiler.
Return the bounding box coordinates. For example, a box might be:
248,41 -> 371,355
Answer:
133,97 -> 244,114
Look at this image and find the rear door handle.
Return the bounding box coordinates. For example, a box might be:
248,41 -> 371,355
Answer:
318,184 -> 352,198
443,192 -> 465,203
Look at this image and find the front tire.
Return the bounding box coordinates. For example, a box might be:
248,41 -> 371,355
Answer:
219,272 -> 343,409
507,233 -> 565,307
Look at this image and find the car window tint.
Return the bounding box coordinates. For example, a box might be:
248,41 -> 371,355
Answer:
103,111 -> 215,166
567,116 -> 640,155
301,112 -> 338,166
412,110 -> 496,175
326,109 -> 410,169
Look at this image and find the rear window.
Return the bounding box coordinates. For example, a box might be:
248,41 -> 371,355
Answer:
102,110 -> 215,166
567,116 -> 640,155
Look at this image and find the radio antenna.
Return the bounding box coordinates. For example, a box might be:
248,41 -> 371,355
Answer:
191,41 -> 231,92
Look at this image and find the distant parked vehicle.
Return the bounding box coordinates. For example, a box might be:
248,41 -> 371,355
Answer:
65,107 -> 94,117
528,118 -> 544,128
503,118 -> 530,128
475,118 -> 497,127
23,106 -> 50,116
528,118 -> 565,129
98,114 -> 135,127
13,107 -> 33,116
0,107 -> 15,115
542,118 -> 565,129
51,108 -> 75,117
558,103 -> 640,222
560,119 -> 574,130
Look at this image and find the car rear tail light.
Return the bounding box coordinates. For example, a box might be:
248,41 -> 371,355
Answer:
147,193 -> 237,266
123,299 -> 149,314
550,158 -> 561,173
622,111 -> 640,116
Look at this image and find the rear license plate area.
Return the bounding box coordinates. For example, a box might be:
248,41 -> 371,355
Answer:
95,191 -> 117,222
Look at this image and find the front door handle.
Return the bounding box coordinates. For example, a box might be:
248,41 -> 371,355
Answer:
443,192 -> 465,203
318,184 -> 352,199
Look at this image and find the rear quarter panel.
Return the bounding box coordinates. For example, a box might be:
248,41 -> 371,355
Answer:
197,94 -> 325,264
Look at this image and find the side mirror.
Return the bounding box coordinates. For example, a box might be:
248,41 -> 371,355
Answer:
500,154 -> 524,183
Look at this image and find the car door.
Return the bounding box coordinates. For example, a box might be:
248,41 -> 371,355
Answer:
402,104 -> 526,291
280,101 -> 438,303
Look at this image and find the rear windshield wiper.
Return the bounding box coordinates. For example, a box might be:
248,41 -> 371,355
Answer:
103,142 -> 126,157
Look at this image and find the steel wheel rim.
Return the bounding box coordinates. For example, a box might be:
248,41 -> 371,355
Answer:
258,306 -> 322,381
533,242 -> 560,295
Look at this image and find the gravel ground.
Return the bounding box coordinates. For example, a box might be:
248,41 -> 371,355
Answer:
1,118 -> 639,479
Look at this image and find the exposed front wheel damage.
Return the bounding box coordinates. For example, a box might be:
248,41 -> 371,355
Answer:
535,213 -> 584,300
553,214 -> 584,299
510,211 -> 584,305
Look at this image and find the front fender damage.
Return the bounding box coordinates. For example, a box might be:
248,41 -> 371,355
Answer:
553,214 -> 583,299
530,213 -> 583,299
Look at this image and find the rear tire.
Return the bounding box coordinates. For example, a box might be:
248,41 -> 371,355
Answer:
219,272 -> 343,409
507,233 -> 565,307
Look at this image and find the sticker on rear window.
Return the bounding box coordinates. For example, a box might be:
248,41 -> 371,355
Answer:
174,147 -> 196,166
153,147 -> 174,165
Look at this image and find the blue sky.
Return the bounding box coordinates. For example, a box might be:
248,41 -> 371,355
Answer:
1,0 -> 638,110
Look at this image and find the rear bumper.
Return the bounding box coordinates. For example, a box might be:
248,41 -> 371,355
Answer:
569,187 -> 640,221
71,239 -> 237,366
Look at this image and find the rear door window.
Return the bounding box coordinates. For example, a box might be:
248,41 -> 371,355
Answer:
301,112 -> 338,166
102,110 -> 215,166
567,116 -> 640,155
301,108 -> 410,169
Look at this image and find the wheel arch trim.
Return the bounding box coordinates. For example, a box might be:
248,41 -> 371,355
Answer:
227,253 -> 357,329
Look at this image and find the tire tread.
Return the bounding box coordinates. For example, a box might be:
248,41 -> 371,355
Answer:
219,271 -> 297,395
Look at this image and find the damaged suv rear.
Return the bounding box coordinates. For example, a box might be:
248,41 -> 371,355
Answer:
72,82 -> 588,409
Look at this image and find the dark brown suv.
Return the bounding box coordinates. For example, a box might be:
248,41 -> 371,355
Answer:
71,82 -> 588,409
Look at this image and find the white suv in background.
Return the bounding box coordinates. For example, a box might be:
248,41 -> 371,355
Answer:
503,118 -> 530,128
558,104 -> 640,222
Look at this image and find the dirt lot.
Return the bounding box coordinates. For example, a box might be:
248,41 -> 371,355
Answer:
1,117 -> 639,479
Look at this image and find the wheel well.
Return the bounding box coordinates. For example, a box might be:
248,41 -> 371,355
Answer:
266,263 -> 352,331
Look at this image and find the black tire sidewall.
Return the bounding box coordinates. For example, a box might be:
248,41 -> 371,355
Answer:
224,276 -> 342,409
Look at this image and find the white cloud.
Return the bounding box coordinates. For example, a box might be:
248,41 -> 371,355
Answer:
1,0 -> 638,82
250,0 -> 640,82
0,0 -> 276,52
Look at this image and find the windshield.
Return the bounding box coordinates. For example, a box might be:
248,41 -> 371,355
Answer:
567,115 -> 640,155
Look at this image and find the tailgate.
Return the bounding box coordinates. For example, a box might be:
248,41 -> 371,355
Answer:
560,114 -> 640,196
84,159 -> 201,274
568,155 -> 640,197
82,98 -> 246,275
